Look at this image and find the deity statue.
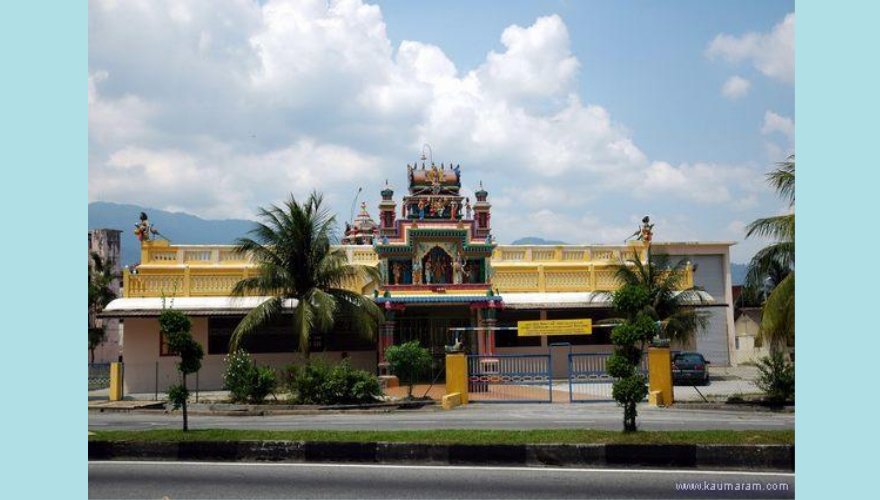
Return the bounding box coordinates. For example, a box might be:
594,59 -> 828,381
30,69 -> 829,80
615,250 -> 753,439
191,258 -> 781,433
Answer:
465,198 -> 472,219
392,262 -> 402,285
626,216 -> 654,244
133,212 -> 158,242
450,200 -> 458,220
429,197 -> 446,217
452,251 -> 464,284
424,259 -> 433,284
379,260 -> 388,284
417,199 -> 426,220
412,258 -> 422,285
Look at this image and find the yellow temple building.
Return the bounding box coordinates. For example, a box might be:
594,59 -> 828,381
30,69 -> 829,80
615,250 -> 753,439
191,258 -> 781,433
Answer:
103,161 -> 734,394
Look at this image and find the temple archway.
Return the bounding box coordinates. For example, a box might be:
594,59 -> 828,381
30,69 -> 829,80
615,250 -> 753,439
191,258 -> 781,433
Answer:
422,246 -> 453,284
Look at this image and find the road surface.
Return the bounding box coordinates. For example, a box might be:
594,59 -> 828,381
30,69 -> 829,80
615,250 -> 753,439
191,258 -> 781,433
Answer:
88,461 -> 794,499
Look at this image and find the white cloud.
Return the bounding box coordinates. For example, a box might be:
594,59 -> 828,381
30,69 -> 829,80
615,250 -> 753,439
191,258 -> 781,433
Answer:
479,15 -> 579,101
637,161 -> 754,204
88,0 -> 785,258
721,75 -> 751,99
706,13 -> 794,84
761,110 -> 795,142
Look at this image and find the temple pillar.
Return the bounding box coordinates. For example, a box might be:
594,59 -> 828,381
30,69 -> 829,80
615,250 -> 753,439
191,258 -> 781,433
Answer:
378,305 -> 402,388
476,312 -> 486,355
485,317 -> 497,355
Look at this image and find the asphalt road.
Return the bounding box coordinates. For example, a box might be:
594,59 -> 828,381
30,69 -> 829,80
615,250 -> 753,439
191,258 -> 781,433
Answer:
88,403 -> 793,431
88,461 -> 794,499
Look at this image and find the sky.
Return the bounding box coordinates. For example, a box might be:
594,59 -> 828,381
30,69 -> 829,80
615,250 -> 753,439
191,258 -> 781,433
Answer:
88,0 -> 794,263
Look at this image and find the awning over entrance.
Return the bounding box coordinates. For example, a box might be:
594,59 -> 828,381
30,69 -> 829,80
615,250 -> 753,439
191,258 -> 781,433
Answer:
99,296 -> 298,317
501,290 -> 717,309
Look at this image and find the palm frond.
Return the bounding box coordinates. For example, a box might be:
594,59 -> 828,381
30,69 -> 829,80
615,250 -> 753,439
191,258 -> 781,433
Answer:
768,155 -> 795,207
759,273 -> 794,351
328,288 -> 383,341
230,296 -> 283,351
745,214 -> 794,242
743,242 -> 794,290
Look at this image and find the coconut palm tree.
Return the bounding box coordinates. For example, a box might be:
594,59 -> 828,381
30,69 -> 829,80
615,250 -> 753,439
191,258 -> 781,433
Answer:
88,252 -> 117,363
608,248 -> 710,345
744,155 -> 795,351
229,191 -> 382,357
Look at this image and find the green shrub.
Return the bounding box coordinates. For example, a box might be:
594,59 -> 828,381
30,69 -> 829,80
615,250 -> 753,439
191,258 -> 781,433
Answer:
609,283 -> 654,432
158,309 -> 203,431
222,349 -> 277,404
755,352 -> 794,404
611,373 -> 649,427
284,359 -> 381,405
167,384 -> 189,410
385,341 -> 433,398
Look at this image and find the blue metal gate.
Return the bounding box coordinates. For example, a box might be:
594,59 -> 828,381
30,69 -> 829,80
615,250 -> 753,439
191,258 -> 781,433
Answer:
467,354 -> 552,403
568,353 -> 648,403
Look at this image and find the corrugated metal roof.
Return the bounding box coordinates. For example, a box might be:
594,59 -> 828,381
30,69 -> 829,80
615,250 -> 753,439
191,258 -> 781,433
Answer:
99,297 -> 297,317
501,290 -> 717,309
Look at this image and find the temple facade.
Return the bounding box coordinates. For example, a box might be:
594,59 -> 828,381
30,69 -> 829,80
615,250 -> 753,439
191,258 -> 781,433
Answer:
102,161 -> 735,394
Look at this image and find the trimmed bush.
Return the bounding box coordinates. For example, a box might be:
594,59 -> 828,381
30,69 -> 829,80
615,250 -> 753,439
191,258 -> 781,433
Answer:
158,309 -> 203,431
284,359 -> 382,405
385,341 -> 433,398
609,284 -> 656,432
222,349 -> 277,404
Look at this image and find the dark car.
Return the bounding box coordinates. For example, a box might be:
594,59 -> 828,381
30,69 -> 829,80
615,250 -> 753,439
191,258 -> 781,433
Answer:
672,352 -> 710,386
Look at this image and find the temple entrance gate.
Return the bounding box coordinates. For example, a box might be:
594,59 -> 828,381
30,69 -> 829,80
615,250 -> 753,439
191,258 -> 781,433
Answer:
466,353 -> 553,403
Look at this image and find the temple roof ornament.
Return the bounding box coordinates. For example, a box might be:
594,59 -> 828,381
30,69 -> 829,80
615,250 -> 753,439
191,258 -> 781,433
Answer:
626,216 -> 654,245
342,202 -> 378,245
134,211 -> 164,242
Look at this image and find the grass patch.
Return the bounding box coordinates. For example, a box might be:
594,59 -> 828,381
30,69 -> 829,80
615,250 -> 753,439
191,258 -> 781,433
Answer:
89,429 -> 793,446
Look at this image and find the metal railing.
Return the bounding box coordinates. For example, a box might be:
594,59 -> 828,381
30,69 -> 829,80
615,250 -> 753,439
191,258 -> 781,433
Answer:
568,353 -> 648,403
88,363 -> 111,390
466,353 -> 552,403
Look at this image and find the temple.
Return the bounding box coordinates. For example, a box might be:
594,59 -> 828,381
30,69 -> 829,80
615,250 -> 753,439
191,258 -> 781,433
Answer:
102,159 -> 735,394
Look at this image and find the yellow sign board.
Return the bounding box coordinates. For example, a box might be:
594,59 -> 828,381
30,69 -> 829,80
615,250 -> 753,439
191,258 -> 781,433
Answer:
517,319 -> 592,337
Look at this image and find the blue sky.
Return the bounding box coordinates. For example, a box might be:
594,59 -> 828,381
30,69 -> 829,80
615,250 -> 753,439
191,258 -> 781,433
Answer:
88,0 -> 794,262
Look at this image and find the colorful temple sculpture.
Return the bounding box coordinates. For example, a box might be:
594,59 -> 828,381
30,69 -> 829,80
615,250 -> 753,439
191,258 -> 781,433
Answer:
102,159 -> 735,394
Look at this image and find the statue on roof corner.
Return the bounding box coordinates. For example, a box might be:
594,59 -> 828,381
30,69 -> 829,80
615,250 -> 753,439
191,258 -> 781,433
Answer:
134,212 -> 159,242
626,216 -> 654,244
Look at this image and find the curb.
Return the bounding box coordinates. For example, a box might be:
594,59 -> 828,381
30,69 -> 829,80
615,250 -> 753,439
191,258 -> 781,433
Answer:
88,402 -> 439,416
672,403 -> 795,413
88,441 -> 793,471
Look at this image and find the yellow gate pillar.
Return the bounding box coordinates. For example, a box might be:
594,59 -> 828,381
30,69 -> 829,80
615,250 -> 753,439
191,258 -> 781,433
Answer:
647,347 -> 674,406
445,353 -> 468,405
109,362 -> 124,402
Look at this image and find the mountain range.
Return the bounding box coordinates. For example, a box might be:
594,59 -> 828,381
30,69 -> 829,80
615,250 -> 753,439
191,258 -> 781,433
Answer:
89,202 -> 749,284
89,202 -> 256,267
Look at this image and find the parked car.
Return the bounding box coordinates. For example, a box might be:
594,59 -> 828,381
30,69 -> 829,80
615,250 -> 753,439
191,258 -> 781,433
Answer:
672,352 -> 710,385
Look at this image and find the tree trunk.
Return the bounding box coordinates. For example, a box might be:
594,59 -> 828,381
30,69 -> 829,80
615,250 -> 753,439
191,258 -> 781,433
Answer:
182,374 -> 189,432
623,402 -> 638,432
90,349 -> 95,364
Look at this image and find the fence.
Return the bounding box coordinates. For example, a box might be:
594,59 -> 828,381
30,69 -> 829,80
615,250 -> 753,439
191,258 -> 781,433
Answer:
568,353 -> 649,403
466,354 -> 552,403
88,363 -> 111,390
